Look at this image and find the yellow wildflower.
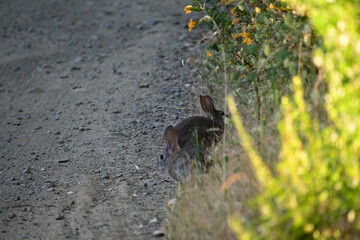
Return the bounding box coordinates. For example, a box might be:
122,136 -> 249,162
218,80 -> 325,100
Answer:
188,19 -> 198,32
255,7 -> 261,13
206,51 -> 213,57
232,31 -> 252,45
230,6 -> 238,16
243,37 -> 252,45
240,31 -> 249,38
184,5 -> 193,14
232,18 -> 240,25
269,3 -> 275,9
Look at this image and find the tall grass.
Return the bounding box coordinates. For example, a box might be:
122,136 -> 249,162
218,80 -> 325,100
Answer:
163,0 -> 360,239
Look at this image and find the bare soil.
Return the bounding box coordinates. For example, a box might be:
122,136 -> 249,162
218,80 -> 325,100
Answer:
0,0 -> 202,239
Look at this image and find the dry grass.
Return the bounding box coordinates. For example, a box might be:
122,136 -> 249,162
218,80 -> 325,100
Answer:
163,94 -> 280,239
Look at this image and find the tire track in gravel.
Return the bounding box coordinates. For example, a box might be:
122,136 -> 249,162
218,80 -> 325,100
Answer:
0,0 -> 202,239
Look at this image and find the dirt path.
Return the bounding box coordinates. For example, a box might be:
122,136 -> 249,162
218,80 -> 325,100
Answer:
0,0 -> 201,239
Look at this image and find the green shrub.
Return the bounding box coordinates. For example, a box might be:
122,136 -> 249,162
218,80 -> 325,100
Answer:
228,0 -> 360,239
186,0 -> 320,123
164,0 -> 359,239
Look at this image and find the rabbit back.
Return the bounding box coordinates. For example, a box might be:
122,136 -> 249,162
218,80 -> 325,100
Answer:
175,116 -> 224,149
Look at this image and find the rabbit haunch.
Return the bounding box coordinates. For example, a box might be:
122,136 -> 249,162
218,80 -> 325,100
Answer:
158,95 -> 225,181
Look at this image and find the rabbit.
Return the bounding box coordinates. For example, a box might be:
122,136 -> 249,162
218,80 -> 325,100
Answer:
175,95 -> 226,149
158,95 -> 226,181
158,125 -> 209,181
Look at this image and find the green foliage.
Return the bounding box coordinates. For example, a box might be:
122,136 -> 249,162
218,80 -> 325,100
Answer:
228,0 -> 360,239
166,0 -> 360,240
187,0 -> 319,120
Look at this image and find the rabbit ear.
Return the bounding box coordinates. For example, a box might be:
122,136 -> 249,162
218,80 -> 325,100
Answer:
200,95 -> 215,114
164,126 -> 180,153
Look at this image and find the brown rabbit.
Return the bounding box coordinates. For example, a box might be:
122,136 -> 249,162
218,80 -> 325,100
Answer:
158,126 -> 208,181
158,95 -> 226,181
175,95 -> 226,149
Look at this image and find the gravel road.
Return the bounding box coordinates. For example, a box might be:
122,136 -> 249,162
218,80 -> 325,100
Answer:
0,0 -> 202,239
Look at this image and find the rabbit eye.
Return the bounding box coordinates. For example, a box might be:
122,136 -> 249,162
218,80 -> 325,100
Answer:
159,154 -> 165,160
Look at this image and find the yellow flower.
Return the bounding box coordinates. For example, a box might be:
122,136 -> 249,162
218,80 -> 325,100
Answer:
232,31 -> 252,45
232,18 -> 240,25
269,3 -> 275,9
243,37 -> 252,45
206,51 -> 212,57
230,7 -> 238,16
184,5 -> 193,14
188,19 -> 198,32
240,31 -> 249,38
255,7 -> 261,13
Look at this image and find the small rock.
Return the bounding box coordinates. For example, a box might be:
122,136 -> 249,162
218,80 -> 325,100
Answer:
136,18 -> 163,30
47,187 -> 54,192
23,207 -> 32,212
149,217 -> 158,224
27,87 -> 44,94
12,121 -> 21,126
73,56 -> 83,62
55,215 -> 65,220
8,213 -> 16,219
139,83 -> 150,88
110,110 -> 121,114
12,67 -> 21,72
153,229 -> 164,237
100,173 -> 110,180
79,127 -> 90,131
71,66 -> 81,71
23,167 -> 31,173
58,158 -> 70,163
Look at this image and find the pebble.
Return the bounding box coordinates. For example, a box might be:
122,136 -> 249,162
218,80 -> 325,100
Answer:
27,87 -> 44,94
79,127 -> 91,132
58,158 -> 70,163
8,213 -> 16,219
73,56 -> 83,62
100,173 -> 110,180
55,215 -> 65,220
149,217 -> 158,224
12,66 -> 21,72
152,229 -> 164,237
139,83 -> 150,88
136,18 -> 164,30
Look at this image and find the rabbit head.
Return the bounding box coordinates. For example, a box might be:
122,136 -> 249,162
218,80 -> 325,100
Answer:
200,95 -> 227,128
158,125 -> 180,171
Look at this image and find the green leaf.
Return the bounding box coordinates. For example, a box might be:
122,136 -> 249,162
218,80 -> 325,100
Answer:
247,71 -> 257,82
